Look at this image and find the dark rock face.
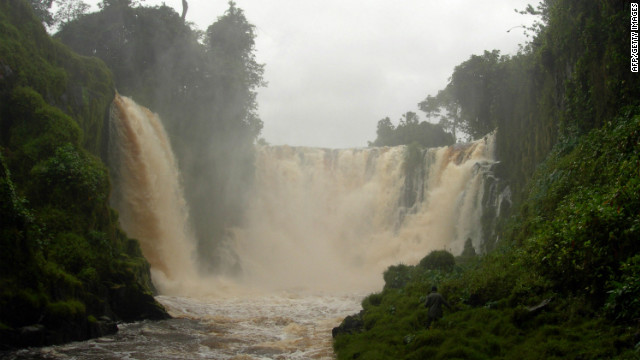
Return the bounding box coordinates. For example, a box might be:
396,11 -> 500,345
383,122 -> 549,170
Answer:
90,317 -> 119,338
332,311 -> 364,338
109,286 -> 171,322
395,135 -> 512,254
0,318 -> 118,349
479,161 -> 512,252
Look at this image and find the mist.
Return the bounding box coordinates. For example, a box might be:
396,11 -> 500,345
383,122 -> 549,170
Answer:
230,138 -> 504,292
108,91 -> 505,294
51,0 -> 536,290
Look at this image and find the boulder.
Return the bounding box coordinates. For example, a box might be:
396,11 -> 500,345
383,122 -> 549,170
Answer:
332,311 -> 364,338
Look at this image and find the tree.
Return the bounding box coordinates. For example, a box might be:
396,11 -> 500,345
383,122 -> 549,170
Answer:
369,113 -> 454,148
54,0 -> 90,26
418,250 -> 455,273
420,50 -> 507,141
419,85 -> 462,142
181,0 -> 187,20
99,0 -> 134,8
27,0 -> 55,25
204,0 -> 265,138
461,238 -> 477,257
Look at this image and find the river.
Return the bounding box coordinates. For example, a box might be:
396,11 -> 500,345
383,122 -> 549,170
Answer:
5,292 -> 363,360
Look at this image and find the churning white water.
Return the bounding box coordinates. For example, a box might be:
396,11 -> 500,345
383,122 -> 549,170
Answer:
233,138 -> 498,292
108,94 -> 499,295
6,96 -> 503,359
6,293 -> 363,360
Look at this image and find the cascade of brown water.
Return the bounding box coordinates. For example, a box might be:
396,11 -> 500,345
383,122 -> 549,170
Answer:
108,94 -> 502,294
108,94 -> 198,294
231,135 -> 499,292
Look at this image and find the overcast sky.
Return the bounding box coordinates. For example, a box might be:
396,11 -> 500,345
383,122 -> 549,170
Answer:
92,0 -> 538,148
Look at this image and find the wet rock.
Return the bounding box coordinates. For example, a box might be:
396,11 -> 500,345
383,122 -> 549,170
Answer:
332,311 -> 364,338
90,316 -> 118,338
2,315 -> 119,350
18,324 -> 46,347
109,285 -> 171,322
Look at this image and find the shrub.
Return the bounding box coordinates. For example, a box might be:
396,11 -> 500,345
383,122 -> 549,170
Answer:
47,232 -> 93,274
383,264 -> 412,289
604,254 -> 640,323
45,300 -> 86,325
418,250 -> 455,272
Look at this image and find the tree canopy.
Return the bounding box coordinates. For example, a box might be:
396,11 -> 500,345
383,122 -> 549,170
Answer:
419,50 -> 508,141
416,0 -> 639,199
369,112 -> 454,148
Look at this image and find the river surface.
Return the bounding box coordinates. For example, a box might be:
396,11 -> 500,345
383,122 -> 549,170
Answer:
5,292 -> 363,360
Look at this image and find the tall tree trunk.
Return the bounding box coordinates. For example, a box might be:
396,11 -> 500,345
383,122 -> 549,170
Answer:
181,0 -> 188,20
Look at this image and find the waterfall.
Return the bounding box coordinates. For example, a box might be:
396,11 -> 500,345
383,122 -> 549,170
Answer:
108,94 -> 198,295
107,95 -> 507,294
231,133 -> 507,292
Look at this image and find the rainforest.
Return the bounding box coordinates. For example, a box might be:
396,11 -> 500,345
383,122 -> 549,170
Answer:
1,0 -> 639,359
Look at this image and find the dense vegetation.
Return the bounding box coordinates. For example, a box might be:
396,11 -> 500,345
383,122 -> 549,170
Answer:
369,111 -> 454,148
56,0 -> 265,273
336,0 -> 640,358
0,0 -> 167,348
419,1 -> 639,199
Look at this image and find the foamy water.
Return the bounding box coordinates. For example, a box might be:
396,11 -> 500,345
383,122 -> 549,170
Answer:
5,292 -> 363,360
108,95 -> 501,295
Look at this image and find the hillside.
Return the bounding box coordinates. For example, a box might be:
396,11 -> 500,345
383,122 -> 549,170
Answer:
0,0 -> 168,348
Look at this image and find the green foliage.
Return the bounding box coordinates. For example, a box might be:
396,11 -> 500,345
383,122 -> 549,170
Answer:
370,112 -> 455,148
53,0 -> 90,26
420,50 -> 506,141
605,254 -> 640,323
30,143 -> 108,206
27,0 -> 54,26
8,87 -> 81,159
418,250 -> 455,273
45,299 -> 86,324
383,264 -> 413,290
47,232 -> 94,274
0,0 -> 166,346
415,1 -> 640,203
0,1 -> 114,155
336,251 -> 636,359
513,111 -> 640,304
26,0 -> 90,28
